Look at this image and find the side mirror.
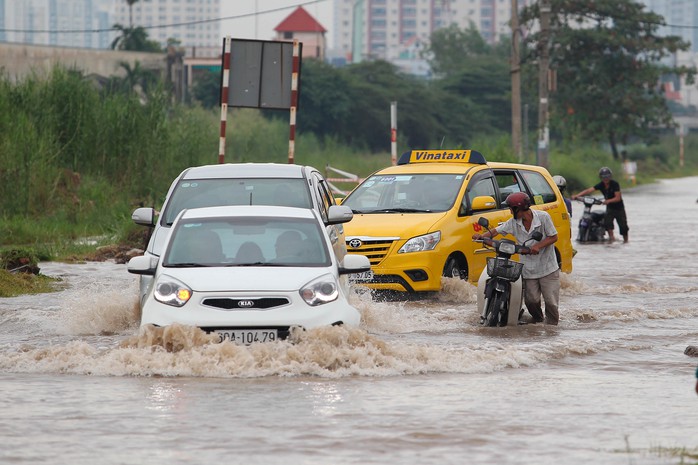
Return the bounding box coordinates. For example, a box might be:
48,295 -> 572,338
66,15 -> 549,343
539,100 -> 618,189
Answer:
532,231 -> 543,241
132,207 -> 155,227
471,195 -> 497,212
327,205 -> 353,225
339,254 -> 371,275
127,255 -> 158,276
477,216 -> 490,229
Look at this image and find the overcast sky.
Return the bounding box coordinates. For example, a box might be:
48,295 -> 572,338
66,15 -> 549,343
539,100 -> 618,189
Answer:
219,0 -> 333,46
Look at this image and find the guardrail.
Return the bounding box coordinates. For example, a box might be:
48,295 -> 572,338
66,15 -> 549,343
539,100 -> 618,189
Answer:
325,165 -> 363,195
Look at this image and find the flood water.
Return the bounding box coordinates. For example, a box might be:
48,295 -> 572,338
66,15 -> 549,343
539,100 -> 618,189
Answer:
1,176 -> 697,465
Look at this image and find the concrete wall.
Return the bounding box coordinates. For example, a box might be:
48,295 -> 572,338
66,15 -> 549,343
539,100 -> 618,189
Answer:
0,42 -> 167,80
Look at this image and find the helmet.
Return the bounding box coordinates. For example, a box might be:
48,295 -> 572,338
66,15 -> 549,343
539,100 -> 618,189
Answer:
599,167 -> 612,179
552,175 -> 567,190
504,192 -> 531,212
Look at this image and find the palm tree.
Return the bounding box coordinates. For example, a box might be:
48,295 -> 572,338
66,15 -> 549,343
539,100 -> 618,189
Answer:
111,23 -> 161,52
126,0 -> 140,28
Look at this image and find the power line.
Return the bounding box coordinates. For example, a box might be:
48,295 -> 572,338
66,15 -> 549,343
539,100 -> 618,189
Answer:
0,0 -> 327,34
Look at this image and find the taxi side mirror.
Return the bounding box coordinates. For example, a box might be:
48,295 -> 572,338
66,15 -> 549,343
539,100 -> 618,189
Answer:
471,195 -> 497,212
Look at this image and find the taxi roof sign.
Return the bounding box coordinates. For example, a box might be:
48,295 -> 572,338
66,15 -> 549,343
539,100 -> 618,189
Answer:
398,150 -> 487,165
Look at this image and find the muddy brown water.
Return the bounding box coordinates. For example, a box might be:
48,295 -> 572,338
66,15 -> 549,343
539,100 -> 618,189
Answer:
1,177 -> 697,464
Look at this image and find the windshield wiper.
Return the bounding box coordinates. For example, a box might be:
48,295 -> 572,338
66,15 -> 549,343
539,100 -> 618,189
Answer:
167,263 -> 212,268
369,208 -> 428,213
224,262 -> 273,267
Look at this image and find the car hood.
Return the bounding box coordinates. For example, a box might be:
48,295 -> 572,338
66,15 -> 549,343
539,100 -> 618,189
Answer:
158,266 -> 335,292
342,212 -> 447,237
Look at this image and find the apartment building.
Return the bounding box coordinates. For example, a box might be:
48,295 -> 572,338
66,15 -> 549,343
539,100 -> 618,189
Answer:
332,0 -> 532,65
111,0 -> 221,56
0,0 -> 112,48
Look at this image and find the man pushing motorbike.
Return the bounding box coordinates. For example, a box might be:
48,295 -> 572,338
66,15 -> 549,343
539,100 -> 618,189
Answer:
471,192 -> 560,325
572,167 -> 629,243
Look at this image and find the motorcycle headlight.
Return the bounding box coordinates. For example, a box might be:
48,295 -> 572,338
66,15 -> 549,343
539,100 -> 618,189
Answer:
398,231 -> 441,253
154,275 -> 192,307
499,242 -> 516,255
300,274 -> 339,306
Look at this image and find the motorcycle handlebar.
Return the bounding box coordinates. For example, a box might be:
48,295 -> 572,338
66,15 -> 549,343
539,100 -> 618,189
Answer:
574,196 -> 604,205
473,238 -> 533,254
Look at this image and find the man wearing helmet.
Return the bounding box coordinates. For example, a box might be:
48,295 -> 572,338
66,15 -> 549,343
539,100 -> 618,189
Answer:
472,192 -> 560,325
572,166 -> 629,243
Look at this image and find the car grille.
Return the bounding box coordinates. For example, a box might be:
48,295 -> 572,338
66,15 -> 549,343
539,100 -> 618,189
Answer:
346,238 -> 395,265
202,297 -> 290,310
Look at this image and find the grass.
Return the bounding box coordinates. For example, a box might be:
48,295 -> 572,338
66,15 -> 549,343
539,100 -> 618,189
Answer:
0,269 -> 62,297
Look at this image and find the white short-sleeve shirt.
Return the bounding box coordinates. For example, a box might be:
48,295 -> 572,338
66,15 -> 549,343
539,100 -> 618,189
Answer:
496,209 -> 559,279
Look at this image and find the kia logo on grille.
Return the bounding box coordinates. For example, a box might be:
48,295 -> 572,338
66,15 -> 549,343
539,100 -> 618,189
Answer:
237,300 -> 255,308
349,239 -> 362,248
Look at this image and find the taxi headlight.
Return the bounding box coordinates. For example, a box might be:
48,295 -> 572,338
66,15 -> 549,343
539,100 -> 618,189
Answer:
300,274 -> 339,306
398,231 -> 441,254
154,275 -> 192,307
499,242 -> 516,255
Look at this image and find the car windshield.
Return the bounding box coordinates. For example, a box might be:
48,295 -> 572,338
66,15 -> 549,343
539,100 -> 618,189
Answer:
342,173 -> 464,213
162,178 -> 312,225
163,216 -> 330,267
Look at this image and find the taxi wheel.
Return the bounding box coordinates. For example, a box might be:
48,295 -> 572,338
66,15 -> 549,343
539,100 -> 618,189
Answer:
443,256 -> 467,281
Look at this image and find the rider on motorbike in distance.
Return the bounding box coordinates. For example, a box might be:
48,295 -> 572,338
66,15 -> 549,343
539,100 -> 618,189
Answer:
472,192 -> 561,325
572,167 -> 629,243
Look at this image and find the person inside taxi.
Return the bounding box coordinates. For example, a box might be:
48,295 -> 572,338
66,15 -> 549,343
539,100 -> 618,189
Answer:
471,192 -> 560,325
572,167 -> 629,243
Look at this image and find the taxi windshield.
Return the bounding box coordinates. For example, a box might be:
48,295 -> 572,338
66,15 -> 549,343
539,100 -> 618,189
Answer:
342,174 -> 464,213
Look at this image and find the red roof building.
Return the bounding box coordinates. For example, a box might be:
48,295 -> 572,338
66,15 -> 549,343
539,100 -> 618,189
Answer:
274,6 -> 327,60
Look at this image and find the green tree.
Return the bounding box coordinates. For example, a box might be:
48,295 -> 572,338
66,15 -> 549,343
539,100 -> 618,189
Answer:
106,61 -> 161,97
191,69 -> 220,109
423,22 -> 508,77
520,0 -> 696,159
297,60 -> 352,139
342,60 -> 443,151
111,24 -> 162,52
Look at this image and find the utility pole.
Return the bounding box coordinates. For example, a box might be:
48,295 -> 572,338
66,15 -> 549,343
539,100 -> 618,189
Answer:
511,0 -> 522,162
537,0 -> 551,168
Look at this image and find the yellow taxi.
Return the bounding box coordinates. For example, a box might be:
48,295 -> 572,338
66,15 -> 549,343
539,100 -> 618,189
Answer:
339,150 -> 573,295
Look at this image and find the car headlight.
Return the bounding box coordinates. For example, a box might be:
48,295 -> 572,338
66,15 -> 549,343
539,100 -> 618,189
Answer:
398,231 -> 441,253
300,274 -> 339,306
154,275 -> 192,307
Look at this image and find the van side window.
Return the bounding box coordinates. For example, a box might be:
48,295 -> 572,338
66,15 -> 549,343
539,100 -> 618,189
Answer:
519,170 -> 557,204
494,171 -> 523,205
460,176 -> 496,215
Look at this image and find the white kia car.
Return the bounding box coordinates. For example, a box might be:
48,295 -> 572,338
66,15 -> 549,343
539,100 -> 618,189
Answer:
127,205 -> 370,344
131,163 -> 354,307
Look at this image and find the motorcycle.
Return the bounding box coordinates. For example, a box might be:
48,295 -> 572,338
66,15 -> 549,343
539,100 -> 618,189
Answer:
473,217 -> 543,327
575,196 -> 606,243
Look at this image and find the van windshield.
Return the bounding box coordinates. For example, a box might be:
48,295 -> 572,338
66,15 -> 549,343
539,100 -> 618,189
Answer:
342,174 -> 464,213
162,178 -> 311,225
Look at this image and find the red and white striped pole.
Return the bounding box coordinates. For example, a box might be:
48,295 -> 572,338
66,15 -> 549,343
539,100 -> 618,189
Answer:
219,36 -> 232,164
287,39 -> 300,164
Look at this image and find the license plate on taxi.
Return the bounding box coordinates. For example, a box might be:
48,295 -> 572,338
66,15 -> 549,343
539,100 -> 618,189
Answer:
350,270 -> 374,282
216,329 -> 278,345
